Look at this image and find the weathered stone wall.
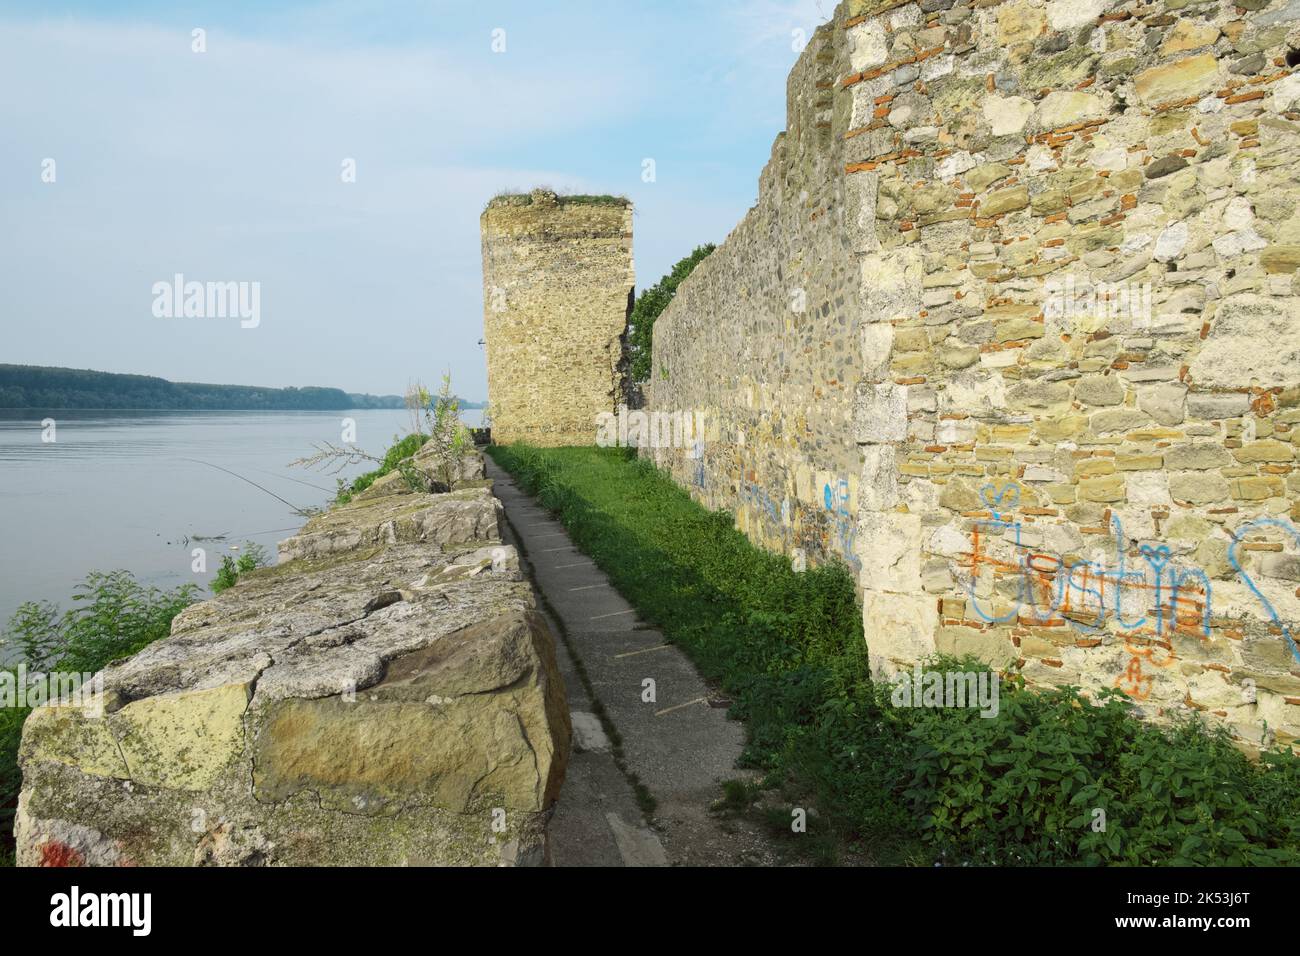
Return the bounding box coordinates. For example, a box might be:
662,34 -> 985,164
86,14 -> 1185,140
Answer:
647,18 -> 866,570
648,0 -> 1300,750
482,190 -> 635,446
16,454 -> 572,866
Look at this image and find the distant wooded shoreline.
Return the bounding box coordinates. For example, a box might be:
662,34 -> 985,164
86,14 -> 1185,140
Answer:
0,364 -> 485,411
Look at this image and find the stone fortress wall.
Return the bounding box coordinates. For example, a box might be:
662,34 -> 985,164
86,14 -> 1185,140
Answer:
481,190 -> 635,446
646,20 -> 866,571
647,0 -> 1300,751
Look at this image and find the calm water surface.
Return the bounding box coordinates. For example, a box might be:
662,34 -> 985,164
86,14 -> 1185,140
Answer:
0,408 -> 481,648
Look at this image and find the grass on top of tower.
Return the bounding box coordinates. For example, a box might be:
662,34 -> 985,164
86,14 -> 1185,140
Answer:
485,189 -> 630,209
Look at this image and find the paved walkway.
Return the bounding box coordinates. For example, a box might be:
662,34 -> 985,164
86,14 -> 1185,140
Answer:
486,457 -> 776,867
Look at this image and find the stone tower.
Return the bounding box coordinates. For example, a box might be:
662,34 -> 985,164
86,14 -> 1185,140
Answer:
480,189 -> 634,446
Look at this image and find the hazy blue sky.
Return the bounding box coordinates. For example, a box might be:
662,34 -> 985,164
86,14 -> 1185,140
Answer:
0,0 -> 830,400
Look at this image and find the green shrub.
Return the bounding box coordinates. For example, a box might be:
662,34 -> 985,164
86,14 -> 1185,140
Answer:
627,245 -> 716,383
1,572 -> 198,864
896,669 -> 1300,865
7,571 -> 199,675
210,542 -> 269,594
488,443 -> 1300,865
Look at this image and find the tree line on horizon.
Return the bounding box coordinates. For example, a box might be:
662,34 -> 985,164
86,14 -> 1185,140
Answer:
0,365 -> 484,412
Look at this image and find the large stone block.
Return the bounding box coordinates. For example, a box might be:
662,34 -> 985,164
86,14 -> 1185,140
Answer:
861,249 -> 922,324
861,322 -> 894,378
854,382 -> 909,444
1133,54 -> 1220,105
856,512 -> 923,591
847,18 -> 887,71
1030,92 -> 1107,131
1164,443 -> 1232,471
1138,383 -> 1187,426
982,94 -> 1035,137
934,627 -> 1017,669
864,591 -> 939,676
859,445 -> 900,512
252,613 -> 566,815
1047,0 -> 1112,31
997,1 -> 1046,46
278,486 -> 502,563
1190,295 -> 1300,390
1169,470 -> 1231,505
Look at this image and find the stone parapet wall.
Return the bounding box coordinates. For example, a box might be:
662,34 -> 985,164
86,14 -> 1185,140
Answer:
15,456 -> 571,866
647,0 -> 1300,750
481,190 -> 635,446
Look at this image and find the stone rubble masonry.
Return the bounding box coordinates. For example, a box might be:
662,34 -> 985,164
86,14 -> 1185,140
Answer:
646,0 -> 1300,752
15,452 -> 572,866
481,189 -> 635,446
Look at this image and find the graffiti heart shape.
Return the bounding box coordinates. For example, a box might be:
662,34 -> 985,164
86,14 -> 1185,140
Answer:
979,482 -> 1020,522
1139,544 -> 1171,576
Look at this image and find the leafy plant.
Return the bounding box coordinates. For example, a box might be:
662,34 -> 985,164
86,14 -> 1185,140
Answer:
404,380 -> 432,437
419,373 -> 471,491
3,572 -> 199,675
395,457 -> 426,493
210,542 -> 269,595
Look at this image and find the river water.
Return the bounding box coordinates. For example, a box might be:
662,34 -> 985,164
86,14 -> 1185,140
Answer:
0,408 -> 482,649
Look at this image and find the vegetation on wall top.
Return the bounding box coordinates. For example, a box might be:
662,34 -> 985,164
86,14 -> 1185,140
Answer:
627,244 -> 716,384
485,190 -> 631,210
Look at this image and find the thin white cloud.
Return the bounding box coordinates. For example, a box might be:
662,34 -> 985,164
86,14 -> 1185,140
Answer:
723,0 -> 832,50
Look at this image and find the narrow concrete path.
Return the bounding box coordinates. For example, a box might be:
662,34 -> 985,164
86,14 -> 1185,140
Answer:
487,457 -> 778,867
